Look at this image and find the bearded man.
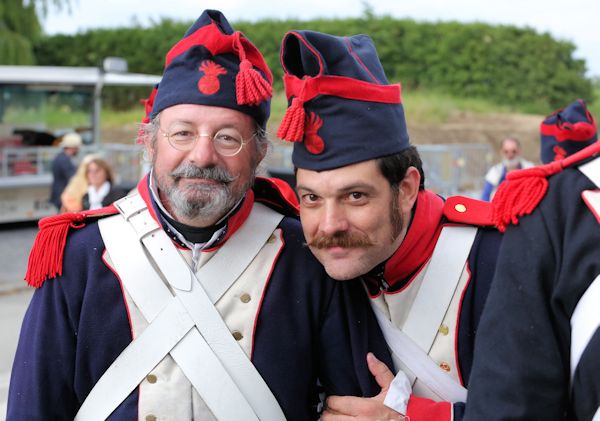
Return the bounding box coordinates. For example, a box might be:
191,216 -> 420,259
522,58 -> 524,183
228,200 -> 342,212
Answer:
7,11 -> 390,421
481,137 -> 534,201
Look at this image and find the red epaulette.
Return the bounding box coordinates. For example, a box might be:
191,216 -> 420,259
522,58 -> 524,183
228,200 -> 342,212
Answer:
443,196 -> 494,227
25,205 -> 119,288
492,141 -> 600,232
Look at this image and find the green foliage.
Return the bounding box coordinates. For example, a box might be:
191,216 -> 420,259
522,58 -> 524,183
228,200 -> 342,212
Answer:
101,103 -> 145,127
0,0 -> 42,38
0,28 -> 36,64
589,77 -> 600,122
32,15 -> 595,112
0,0 -> 45,64
34,18 -> 189,74
401,88 -> 517,123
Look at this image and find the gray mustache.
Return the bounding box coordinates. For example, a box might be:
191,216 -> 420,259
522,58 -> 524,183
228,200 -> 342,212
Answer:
170,163 -> 236,183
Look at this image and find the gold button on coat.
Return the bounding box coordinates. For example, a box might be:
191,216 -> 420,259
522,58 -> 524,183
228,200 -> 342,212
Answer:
454,203 -> 467,213
146,415 -> 157,421
439,362 -> 451,372
267,233 -> 276,243
240,293 -> 251,303
232,331 -> 243,341
438,324 -> 449,335
146,374 -> 157,384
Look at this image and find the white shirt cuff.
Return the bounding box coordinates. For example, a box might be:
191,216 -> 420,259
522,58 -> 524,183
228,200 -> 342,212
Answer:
383,370 -> 412,414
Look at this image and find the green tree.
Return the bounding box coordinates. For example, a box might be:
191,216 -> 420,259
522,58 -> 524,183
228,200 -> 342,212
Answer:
0,0 -> 69,64
33,15 -> 594,111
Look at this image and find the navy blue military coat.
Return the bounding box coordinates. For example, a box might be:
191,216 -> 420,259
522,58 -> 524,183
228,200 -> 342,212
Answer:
361,191 -> 503,420
464,152 -> 600,420
8,176 -> 391,420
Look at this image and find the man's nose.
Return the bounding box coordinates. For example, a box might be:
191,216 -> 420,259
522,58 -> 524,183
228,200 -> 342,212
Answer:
188,134 -> 220,165
319,202 -> 349,235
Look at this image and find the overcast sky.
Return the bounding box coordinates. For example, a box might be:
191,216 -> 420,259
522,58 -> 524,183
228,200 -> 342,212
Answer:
42,0 -> 600,77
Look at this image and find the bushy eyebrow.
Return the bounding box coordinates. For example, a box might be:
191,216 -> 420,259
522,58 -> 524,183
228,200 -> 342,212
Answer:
165,120 -> 241,131
296,182 -> 377,195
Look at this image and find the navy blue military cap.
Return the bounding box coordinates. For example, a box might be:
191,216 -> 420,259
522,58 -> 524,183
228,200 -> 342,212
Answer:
540,99 -> 597,164
277,30 -> 410,171
148,9 -> 272,128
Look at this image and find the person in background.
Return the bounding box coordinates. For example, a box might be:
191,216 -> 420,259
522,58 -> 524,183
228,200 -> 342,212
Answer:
481,137 -> 534,201
49,132 -> 81,210
60,153 -> 98,213
277,29 -> 502,420
463,104 -> 599,419
540,98 -> 597,164
81,156 -> 128,210
7,10 -> 389,421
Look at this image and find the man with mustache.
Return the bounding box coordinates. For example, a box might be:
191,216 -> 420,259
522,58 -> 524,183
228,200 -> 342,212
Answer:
7,11 -> 390,421
481,137 -> 534,201
277,30 -> 503,420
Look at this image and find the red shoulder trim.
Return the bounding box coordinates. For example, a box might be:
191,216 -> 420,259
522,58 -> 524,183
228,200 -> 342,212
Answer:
25,205 -> 119,288
443,196 -> 494,226
492,141 -> 600,232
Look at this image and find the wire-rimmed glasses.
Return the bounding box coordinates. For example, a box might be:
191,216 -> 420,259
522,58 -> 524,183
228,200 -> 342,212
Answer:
161,123 -> 255,157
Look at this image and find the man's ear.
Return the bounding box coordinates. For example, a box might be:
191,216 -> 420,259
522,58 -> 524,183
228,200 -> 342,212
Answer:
142,134 -> 155,163
398,166 -> 421,214
257,140 -> 268,163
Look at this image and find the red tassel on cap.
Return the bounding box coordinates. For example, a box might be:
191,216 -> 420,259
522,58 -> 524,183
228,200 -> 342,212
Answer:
277,97 -> 306,142
236,59 -> 272,106
24,212 -> 88,288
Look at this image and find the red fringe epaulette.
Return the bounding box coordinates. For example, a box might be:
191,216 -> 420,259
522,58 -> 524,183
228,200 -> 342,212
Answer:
443,196 -> 494,226
492,141 -> 600,232
25,205 -> 118,288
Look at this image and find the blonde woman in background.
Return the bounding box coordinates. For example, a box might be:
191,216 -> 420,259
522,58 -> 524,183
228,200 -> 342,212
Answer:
81,157 -> 127,210
60,153 -> 99,213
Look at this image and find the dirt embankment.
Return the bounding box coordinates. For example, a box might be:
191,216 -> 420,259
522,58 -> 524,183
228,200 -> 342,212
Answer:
104,111 -> 545,165
408,111 -> 544,164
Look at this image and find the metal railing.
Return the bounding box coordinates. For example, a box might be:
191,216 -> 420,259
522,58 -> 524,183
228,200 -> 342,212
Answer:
263,142 -> 494,198
0,144 -> 145,188
417,143 -> 493,198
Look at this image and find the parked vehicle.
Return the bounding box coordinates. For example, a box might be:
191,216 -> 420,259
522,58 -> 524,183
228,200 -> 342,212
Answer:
0,59 -> 160,223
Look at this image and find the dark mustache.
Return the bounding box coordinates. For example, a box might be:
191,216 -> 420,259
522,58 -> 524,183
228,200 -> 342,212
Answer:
170,163 -> 236,183
308,231 -> 373,249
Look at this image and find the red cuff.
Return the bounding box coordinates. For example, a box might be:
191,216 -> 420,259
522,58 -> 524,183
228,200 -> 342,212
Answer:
406,395 -> 452,421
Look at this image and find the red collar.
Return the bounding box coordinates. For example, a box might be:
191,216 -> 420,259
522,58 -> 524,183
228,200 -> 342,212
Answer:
383,190 -> 444,285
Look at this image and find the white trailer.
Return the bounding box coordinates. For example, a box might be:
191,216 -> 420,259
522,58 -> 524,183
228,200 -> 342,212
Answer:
0,60 -> 160,223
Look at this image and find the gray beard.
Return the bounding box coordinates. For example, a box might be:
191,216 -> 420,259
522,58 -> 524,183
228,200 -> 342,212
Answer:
503,158 -> 521,169
156,162 -> 251,222
166,180 -> 233,221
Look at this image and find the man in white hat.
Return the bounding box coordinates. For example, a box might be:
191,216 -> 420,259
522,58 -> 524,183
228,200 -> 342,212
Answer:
49,132 -> 82,210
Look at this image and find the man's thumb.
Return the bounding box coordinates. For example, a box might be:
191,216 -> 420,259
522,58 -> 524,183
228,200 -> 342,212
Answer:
367,352 -> 395,390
